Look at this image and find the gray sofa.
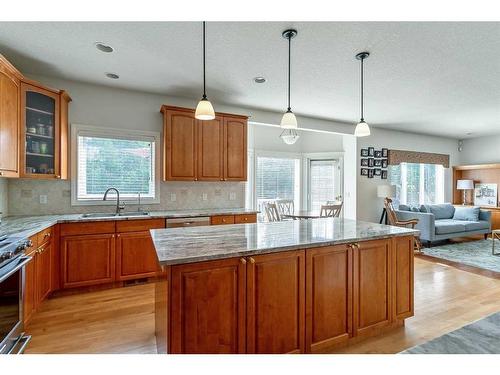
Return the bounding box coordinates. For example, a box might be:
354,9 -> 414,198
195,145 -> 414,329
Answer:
395,203 -> 491,245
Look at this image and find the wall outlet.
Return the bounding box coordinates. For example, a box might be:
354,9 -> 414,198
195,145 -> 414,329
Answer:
229,192 -> 236,201
170,193 -> 177,202
202,193 -> 208,201
39,195 -> 48,204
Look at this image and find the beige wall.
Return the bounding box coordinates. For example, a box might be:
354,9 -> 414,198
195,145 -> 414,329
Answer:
459,135 -> 500,165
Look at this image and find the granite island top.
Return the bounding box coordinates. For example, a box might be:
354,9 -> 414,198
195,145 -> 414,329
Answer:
0,208 -> 259,239
150,218 -> 419,266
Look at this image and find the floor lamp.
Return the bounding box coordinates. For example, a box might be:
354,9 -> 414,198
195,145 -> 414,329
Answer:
378,184 -> 396,224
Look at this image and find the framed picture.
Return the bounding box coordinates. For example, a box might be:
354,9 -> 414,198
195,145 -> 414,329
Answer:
374,168 -> 381,176
361,158 -> 369,166
361,148 -> 369,157
382,148 -> 388,157
381,170 -> 388,179
374,150 -> 382,158
368,158 -> 374,167
368,169 -> 374,178
381,159 -> 388,168
474,183 -> 498,207
361,168 -> 369,176
374,159 -> 382,167
368,147 -> 374,156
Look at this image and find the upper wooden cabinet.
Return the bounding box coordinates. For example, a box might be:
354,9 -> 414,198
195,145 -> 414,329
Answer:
161,105 -> 248,181
0,55 -> 22,177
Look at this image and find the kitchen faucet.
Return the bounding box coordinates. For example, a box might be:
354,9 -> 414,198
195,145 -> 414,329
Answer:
103,187 -> 125,215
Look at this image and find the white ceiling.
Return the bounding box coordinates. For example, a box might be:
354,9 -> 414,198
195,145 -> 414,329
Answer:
0,22 -> 499,138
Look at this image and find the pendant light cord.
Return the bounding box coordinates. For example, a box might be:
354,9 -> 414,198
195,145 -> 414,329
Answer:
287,34 -> 291,111
360,57 -> 364,121
202,21 -> 207,100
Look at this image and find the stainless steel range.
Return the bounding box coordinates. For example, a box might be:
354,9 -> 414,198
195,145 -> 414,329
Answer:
0,235 -> 33,354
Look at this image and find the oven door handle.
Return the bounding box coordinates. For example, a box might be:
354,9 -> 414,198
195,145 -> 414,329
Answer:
0,256 -> 32,283
7,334 -> 32,354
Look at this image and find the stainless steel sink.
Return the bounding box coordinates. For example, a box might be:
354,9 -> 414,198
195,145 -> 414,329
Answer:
80,212 -> 149,219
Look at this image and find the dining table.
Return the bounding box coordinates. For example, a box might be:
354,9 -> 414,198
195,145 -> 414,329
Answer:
280,210 -> 322,220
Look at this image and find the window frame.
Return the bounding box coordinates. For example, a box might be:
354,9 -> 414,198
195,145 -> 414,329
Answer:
70,123 -> 161,206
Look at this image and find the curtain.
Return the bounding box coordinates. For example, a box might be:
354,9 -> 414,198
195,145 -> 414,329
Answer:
388,149 -> 449,168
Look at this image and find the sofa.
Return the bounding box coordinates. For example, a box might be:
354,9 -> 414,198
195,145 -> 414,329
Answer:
395,203 -> 491,245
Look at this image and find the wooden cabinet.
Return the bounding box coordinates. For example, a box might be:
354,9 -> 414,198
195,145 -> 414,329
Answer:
392,236 -> 414,320
0,55 -> 21,177
36,240 -> 52,302
353,239 -> 392,336
116,231 -> 161,281
170,257 -> 246,354
305,244 -> 353,352
23,235 -> 38,325
210,213 -> 257,225
246,250 -> 305,354
61,233 -> 116,288
161,105 -> 248,182
234,213 -> 257,224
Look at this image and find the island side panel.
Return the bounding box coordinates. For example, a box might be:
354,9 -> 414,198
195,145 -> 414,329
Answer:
155,265 -> 170,354
392,235 -> 415,320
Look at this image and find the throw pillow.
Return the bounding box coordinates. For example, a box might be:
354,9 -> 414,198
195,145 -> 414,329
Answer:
429,203 -> 455,220
453,206 -> 480,222
399,205 -> 410,211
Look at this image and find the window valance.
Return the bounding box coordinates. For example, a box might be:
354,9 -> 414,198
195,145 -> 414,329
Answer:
387,149 -> 449,168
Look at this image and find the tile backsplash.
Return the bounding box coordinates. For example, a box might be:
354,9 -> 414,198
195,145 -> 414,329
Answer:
7,179 -> 246,216
0,178 -> 8,218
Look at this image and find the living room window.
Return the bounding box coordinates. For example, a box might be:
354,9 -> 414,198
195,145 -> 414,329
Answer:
389,162 -> 444,206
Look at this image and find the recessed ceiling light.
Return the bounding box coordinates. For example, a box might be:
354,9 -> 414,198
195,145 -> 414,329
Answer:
254,76 -> 266,84
95,42 -> 114,53
105,73 -> 119,79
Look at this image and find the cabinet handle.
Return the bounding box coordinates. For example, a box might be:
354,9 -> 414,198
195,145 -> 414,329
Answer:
44,232 -> 51,238
112,234 -> 115,238
249,257 -> 255,264
117,234 -> 120,238
55,175 -> 61,179
0,172 -> 3,176
240,258 -> 247,265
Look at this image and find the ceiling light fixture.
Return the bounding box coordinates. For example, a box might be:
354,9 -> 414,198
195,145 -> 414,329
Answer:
105,73 -> 119,79
254,76 -> 266,84
195,21 -> 215,121
280,28 -> 299,145
95,42 -> 114,53
354,52 -> 371,137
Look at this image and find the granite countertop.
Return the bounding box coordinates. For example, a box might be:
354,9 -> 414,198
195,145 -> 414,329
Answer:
150,218 -> 419,266
0,208 -> 259,239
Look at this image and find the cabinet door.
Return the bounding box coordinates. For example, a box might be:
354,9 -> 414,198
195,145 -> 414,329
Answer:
0,67 -> 19,176
36,241 -> 52,303
197,116 -> 224,181
353,239 -> 391,336
170,257 -> 246,353
20,82 -> 60,179
393,236 -> 414,320
223,116 -> 247,181
306,245 -> 352,352
247,250 -> 305,354
116,231 -> 160,281
164,109 -> 197,181
23,254 -> 37,325
61,233 -> 115,288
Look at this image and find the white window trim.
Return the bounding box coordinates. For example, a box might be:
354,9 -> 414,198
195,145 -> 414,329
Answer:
70,123 -> 161,206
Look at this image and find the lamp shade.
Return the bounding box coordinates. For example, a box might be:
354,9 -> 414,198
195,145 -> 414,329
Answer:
377,184 -> 396,198
280,129 -> 300,145
457,179 -> 474,190
354,120 -> 370,137
195,98 -> 215,120
280,110 -> 298,129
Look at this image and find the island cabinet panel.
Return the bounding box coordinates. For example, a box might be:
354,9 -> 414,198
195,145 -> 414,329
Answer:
353,239 -> 392,336
223,117 -> 247,181
164,108 -> 198,181
170,257 -> 246,354
393,236 -> 414,320
246,250 -> 305,354
115,231 -> 161,281
197,115 -> 224,181
305,245 -> 352,353
61,233 -> 116,288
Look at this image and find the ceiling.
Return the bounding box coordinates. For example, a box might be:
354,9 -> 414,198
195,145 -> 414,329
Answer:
0,22 -> 499,138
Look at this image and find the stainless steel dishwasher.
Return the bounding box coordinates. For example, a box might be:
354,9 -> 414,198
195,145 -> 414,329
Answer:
166,217 -> 211,228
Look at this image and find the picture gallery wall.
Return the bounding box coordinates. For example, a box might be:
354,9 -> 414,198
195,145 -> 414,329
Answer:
360,147 -> 388,179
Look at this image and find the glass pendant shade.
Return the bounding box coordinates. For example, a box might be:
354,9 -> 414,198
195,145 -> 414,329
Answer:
195,98 -> 215,120
354,120 -> 370,137
280,129 -> 300,145
280,110 -> 298,129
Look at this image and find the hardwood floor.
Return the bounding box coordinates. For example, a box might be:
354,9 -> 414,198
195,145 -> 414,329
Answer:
25,258 -> 500,354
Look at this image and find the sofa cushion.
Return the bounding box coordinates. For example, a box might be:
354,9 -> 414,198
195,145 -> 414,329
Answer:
453,206 -> 480,222
399,204 -> 410,211
463,221 -> 490,232
420,204 -> 430,213
430,204 -> 455,220
434,219 -> 466,234
411,207 -> 420,212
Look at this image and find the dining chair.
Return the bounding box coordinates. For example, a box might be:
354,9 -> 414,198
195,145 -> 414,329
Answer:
264,202 -> 281,222
384,198 -> 422,253
320,203 -> 343,218
275,199 -> 295,220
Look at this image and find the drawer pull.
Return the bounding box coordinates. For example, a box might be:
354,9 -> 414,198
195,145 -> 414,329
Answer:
240,258 -> 247,265
249,257 -> 255,264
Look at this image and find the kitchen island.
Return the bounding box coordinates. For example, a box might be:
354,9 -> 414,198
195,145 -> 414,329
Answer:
151,218 -> 418,354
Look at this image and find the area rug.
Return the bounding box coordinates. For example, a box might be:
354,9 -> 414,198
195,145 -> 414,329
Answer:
421,239 -> 500,273
400,311 -> 500,354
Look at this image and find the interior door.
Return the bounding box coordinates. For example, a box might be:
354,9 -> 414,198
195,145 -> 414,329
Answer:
308,159 -> 340,212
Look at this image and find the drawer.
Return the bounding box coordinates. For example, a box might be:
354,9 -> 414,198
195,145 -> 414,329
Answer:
116,218 -> 165,233
26,234 -> 39,256
210,215 -> 235,225
37,226 -> 53,246
60,221 -> 116,236
234,214 -> 257,224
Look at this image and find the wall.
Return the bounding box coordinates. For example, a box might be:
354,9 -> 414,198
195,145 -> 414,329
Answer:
0,178 -> 8,218
459,135 -> 500,165
356,127 -> 460,222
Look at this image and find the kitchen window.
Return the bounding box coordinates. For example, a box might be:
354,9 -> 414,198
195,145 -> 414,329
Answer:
71,124 -> 160,205
389,162 -> 444,206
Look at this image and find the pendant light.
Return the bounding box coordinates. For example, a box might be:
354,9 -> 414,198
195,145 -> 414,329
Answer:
354,52 -> 370,137
280,29 -> 300,145
195,21 -> 215,120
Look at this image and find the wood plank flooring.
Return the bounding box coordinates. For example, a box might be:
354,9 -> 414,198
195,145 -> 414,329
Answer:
25,257 -> 500,354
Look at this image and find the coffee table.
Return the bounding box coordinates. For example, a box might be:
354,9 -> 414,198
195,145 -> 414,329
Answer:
493,229 -> 500,256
